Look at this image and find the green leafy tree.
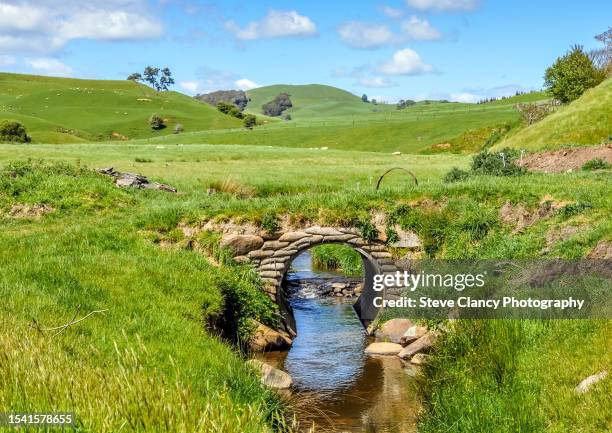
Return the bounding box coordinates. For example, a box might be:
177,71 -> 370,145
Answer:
159,67 -> 175,91
143,66 -> 160,90
544,45 -> 605,103
0,120 -> 30,143
361,94 -> 369,103
127,73 -> 142,81
243,114 -> 257,129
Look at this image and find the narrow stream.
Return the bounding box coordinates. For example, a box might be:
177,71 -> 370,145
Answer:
261,251 -> 420,433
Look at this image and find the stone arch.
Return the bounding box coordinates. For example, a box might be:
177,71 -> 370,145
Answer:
245,227 -> 402,338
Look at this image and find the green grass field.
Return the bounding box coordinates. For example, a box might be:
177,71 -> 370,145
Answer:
0,73 -> 241,143
0,141 -> 610,432
142,105 -> 524,153
496,78 -> 612,150
0,71 -> 611,433
246,84 -> 395,119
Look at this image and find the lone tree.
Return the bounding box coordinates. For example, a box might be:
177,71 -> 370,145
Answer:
149,114 -> 165,130
127,73 -> 142,82
0,120 -> 30,143
361,94 -> 369,103
243,114 -> 257,129
544,45 -> 605,103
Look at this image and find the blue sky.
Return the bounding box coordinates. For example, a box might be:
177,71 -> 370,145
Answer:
0,0 -> 610,102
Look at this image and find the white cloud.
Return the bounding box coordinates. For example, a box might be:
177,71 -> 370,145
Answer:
402,16 -> 442,40
379,5 -> 404,18
405,0 -> 478,11
450,92 -> 478,103
0,2 -> 47,31
179,81 -> 200,93
338,22 -> 394,49
430,84 -> 533,103
234,78 -> 260,90
26,57 -> 73,76
0,1 -> 162,54
0,54 -> 16,66
225,10 -> 317,40
58,10 -> 163,40
180,68 -> 262,94
357,77 -> 398,88
379,48 -> 433,75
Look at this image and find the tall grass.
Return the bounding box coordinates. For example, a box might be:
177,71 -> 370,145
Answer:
0,329 -> 277,433
418,320 -> 611,433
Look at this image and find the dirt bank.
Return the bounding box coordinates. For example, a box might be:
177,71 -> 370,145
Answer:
519,144 -> 612,173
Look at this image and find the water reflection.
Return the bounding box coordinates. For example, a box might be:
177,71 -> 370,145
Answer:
262,251 -> 419,433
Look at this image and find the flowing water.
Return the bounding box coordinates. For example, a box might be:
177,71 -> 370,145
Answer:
261,251 -> 420,433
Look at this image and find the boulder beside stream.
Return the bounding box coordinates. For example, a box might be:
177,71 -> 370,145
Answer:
365,342 -> 403,355
398,331 -> 439,360
247,359 -> 293,389
375,318 -> 414,344
249,321 -> 292,352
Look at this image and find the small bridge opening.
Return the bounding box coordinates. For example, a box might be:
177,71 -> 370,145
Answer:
277,242 -> 382,336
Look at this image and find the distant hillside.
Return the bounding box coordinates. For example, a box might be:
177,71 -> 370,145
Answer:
0,73 -> 241,143
494,79 -> 611,151
246,84 -> 395,119
195,90 -> 248,111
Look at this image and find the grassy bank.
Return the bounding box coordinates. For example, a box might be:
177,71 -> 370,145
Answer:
0,161 -> 283,432
0,142 -> 609,432
419,320 -> 611,433
496,78 -> 612,151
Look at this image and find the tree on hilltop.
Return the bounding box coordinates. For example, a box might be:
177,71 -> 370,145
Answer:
590,27 -> 612,76
544,45 -> 605,103
143,66 -> 160,89
127,73 -> 142,82
128,67 -> 174,91
159,68 -> 175,91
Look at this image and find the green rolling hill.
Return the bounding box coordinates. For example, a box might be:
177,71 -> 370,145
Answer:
0,73 -> 242,143
245,84 -> 396,120
495,79 -> 612,151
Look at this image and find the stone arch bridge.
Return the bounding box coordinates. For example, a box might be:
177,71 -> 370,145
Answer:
215,224 -> 422,340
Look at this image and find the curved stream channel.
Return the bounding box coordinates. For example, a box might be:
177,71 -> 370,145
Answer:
260,251 -> 420,433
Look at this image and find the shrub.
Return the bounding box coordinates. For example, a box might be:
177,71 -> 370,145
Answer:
385,226 -> 400,244
558,201 -> 592,219
217,102 -> 243,119
149,114 -> 165,130
443,167 -> 470,183
471,148 -> 526,177
134,157 -> 153,163
259,211 -> 280,233
215,267 -> 279,342
357,218 -> 378,242
243,114 -> 257,129
544,45 -> 605,103
582,158 -> 611,171
0,120 -> 30,143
